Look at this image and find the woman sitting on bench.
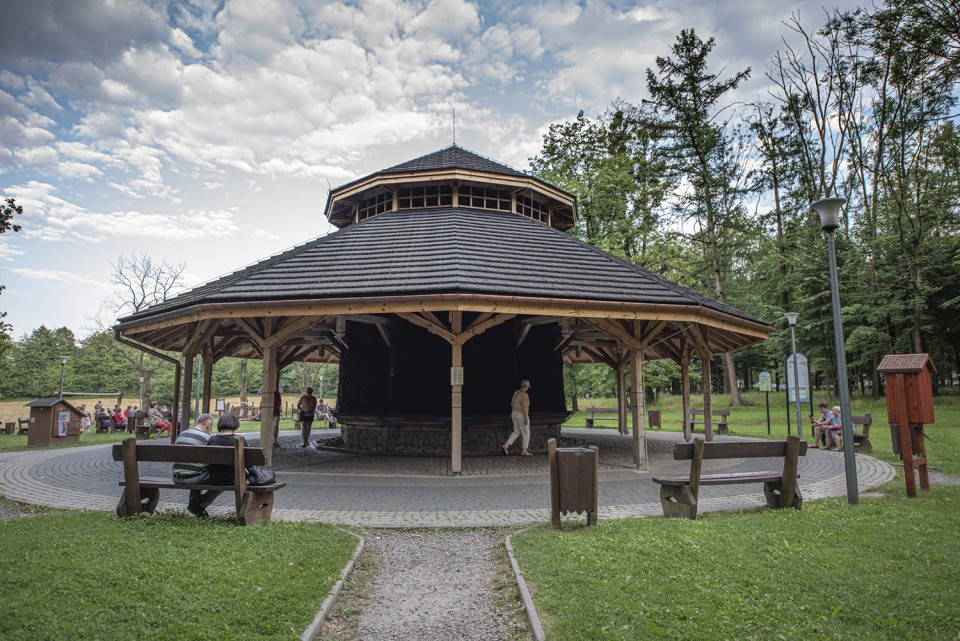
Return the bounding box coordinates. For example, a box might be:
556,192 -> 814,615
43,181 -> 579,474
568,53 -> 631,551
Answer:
147,402 -> 173,438
206,414 -> 240,484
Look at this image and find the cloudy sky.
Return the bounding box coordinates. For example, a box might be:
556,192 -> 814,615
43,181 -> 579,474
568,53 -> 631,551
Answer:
0,0 -> 859,338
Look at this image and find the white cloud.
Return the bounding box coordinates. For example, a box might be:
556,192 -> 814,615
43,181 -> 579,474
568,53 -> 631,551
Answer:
10,267 -> 108,289
406,0 -> 480,38
0,242 -> 24,261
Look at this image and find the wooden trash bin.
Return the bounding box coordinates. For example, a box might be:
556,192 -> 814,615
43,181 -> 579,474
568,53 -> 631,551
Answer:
3,422 -> 14,435
548,438 -> 599,528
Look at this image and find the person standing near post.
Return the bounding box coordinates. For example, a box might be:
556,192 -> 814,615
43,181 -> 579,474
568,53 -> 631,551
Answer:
502,379 -> 532,457
272,386 -> 282,448
297,387 -> 318,448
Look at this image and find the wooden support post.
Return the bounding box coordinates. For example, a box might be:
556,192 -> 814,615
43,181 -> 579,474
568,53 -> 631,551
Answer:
201,349 -> 213,414
180,352 -> 195,440
548,438 -> 561,529
702,354 -> 714,442
261,345 -> 278,466
451,312 -> 463,476
616,361 -> 628,435
629,348 -> 645,468
681,346 -> 692,441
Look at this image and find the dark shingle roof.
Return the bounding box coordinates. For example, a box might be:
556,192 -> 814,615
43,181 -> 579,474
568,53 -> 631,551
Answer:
378,144 -> 529,177
118,208 -> 766,328
328,145 -> 545,198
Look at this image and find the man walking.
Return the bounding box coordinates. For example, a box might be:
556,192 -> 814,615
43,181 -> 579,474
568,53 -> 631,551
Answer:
172,413 -> 222,517
502,379 -> 532,457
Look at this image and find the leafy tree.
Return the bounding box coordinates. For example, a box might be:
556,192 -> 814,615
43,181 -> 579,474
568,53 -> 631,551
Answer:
645,28 -> 752,405
8,326 -> 78,397
0,198 -> 24,335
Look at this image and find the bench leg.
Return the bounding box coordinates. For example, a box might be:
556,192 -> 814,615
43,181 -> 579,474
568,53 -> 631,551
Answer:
763,480 -> 803,510
237,490 -> 275,525
116,487 -> 160,517
717,424 -> 728,435
659,485 -> 698,519
855,436 -> 872,452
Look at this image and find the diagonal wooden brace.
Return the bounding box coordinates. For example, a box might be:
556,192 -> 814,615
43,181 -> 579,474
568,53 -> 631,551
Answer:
659,484 -> 698,519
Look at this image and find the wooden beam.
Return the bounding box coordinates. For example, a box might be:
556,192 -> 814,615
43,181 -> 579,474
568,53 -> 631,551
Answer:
629,347 -> 645,468
586,318 -> 643,350
465,311 -> 494,331
516,323 -> 532,347
234,318 -> 265,347
396,312 -> 457,344
119,294 -> 773,342
456,313 -> 516,344
260,345 -> 278,465
264,316 -> 318,349
376,324 -> 392,348
183,319 -> 218,357
201,344 -> 213,414
451,312 -> 463,475
180,353 -> 195,434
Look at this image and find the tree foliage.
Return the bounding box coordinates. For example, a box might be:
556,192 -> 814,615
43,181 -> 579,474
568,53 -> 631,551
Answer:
537,6 -> 960,396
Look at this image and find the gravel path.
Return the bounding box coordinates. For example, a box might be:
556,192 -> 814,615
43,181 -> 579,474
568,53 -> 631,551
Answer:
357,530 -> 514,641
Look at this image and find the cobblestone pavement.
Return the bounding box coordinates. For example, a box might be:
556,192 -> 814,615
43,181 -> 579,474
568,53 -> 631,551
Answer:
0,429 -> 896,527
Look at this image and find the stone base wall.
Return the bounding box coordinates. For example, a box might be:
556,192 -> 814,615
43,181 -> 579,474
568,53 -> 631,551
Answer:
340,422 -> 562,455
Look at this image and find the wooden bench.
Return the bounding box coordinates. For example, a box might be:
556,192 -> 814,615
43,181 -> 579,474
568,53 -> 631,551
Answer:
584,407 -> 618,428
95,414 -> 112,433
852,413 -> 873,452
17,418 -> 29,435
111,436 -> 285,525
689,409 -> 731,435
652,436 -> 807,519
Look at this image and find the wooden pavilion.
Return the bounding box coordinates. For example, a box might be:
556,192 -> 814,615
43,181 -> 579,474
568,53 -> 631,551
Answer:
115,145 -> 772,473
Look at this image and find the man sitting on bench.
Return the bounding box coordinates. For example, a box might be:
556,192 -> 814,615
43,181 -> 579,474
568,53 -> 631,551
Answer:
172,413 -> 221,518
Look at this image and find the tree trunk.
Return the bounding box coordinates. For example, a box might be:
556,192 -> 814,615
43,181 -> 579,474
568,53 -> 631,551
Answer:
239,359 -> 248,403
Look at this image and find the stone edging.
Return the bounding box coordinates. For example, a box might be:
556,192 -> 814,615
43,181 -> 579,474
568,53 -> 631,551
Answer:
504,527 -> 546,641
301,531 -> 365,641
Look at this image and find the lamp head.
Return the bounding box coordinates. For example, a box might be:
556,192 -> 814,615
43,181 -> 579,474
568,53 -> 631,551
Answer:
60,356 -> 69,366
811,197 -> 845,232
785,312 -> 799,327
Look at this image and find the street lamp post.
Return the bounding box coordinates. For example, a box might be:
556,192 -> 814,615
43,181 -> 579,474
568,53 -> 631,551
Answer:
139,376 -> 145,410
785,313 -> 803,440
318,375 -> 324,400
58,356 -> 68,398
811,196 -> 859,505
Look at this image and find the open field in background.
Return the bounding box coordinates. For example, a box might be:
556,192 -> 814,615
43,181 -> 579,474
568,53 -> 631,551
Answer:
0,396 -> 322,452
0,507 -> 358,641
512,482 -> 960,641
564,391 -> 960,476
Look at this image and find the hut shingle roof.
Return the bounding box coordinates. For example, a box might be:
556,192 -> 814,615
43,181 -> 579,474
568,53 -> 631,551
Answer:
118,208 -> 766,328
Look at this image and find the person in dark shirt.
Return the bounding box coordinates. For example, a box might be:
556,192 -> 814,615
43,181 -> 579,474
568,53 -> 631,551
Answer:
206,414 -> 240,485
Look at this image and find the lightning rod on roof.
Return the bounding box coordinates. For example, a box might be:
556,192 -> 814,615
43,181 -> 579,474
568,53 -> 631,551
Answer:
452,107 -> 456,145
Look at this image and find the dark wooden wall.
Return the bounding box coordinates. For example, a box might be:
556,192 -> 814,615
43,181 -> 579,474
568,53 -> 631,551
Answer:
337,317 -> 566,416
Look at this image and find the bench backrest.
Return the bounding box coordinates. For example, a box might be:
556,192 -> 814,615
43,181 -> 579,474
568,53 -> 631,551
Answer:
851,413 -> 872,426
111,438 -> 266,466
585,407 -> 617,413
673,439 -> 808,460
689,409 -> 731,418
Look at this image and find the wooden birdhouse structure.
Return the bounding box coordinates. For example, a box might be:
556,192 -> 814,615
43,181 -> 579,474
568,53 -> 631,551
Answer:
877,353 -> 936,496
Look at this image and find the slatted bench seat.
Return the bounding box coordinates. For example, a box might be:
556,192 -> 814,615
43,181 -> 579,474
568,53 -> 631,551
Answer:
652,436 -> 807,519
584,407 -> 618,428
852,413 -> 873,451
689,408 -> 731,435
112,436 -> 285,525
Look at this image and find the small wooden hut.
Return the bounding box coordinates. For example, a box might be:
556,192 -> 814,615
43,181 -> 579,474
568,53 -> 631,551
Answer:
115,145 -> 771,473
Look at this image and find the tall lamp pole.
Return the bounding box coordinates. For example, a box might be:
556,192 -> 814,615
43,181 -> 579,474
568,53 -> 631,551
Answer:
811,196 -> 859,505
319,375 -> 324,400
785,313 -> 803,439
139,376 -> 145,410
58,356 -> 68,398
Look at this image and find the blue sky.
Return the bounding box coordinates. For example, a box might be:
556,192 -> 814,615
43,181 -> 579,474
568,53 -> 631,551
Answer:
0,0 -> 859,338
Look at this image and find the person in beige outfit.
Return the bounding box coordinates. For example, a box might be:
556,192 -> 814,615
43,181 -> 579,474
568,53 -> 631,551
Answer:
502,379 -> 532,457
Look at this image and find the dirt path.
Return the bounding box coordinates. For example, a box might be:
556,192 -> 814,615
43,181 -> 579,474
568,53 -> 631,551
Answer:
324,529 -> 525,641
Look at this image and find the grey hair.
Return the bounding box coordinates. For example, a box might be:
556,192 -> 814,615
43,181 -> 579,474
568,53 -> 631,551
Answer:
196,413 -> 215,426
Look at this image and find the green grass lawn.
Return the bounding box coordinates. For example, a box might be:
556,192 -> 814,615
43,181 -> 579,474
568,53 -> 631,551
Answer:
565,391 -> 960,476
0,510 -> 358,641
512,483 -> 960,641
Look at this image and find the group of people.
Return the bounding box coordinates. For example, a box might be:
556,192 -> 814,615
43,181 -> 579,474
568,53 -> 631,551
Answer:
77,401 -> 140,434
810,402 -> 854,449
